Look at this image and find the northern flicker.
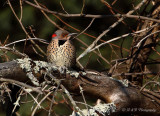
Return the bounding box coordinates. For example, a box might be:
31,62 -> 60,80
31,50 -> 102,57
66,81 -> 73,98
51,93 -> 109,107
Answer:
47,29 -> 77,68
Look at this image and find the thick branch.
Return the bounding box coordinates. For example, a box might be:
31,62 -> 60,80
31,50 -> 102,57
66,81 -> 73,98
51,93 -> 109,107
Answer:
0,59 -> 159,115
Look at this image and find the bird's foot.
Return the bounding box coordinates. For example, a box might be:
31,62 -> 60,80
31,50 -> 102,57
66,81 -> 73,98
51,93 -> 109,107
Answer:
58,66 -> 67,74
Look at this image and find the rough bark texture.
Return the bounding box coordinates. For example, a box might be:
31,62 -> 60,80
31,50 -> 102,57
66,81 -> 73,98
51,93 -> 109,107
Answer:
0,60 -> 159,116
109,1 -> 160,86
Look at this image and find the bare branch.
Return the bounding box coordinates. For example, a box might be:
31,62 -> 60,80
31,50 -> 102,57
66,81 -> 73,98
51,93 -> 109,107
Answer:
77,0 -> 148,61
0,59 -> 159,115
0,46 -> 28,57
24,0 -> 160,23
0,78 -> 42,93
7,0 -> 46,56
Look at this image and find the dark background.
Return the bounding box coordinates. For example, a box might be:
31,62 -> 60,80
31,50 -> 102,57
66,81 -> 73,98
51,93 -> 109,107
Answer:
0,0 -> 138,70
0,0 -> 157,115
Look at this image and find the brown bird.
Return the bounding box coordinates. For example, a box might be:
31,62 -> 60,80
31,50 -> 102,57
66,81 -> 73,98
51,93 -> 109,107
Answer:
47,29 -> 77,68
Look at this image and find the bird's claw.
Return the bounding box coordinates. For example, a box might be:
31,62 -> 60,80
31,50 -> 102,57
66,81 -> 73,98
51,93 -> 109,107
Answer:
59,66 -> 67,74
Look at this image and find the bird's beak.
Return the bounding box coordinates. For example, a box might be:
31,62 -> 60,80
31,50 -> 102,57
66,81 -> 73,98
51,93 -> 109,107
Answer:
68,33 -> 77,37
67,33 -> 77,40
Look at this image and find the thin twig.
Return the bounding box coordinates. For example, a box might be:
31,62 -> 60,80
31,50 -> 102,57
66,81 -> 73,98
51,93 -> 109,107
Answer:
24,0 -> 160,23
3,35 -> 9,46
76,18 -> 95,38
101,0 -> 135,33
140,81 -> 160,91
7,0 -> 46,56
135,30 -> 160,48
27,91 -> 44,111
60,0 -> 68,14
109,43 -> 120,59
75,101 -> 93,108
0,46 -> 28,57
81,0 -> 85,15
12,89 -> 23,114
4,38 -> 48,47
77,0 -> 148,61
8,0 -> 29,37
31,84 -> 49,111
79,84 -> 90,115
80,46 -> 111,66
48,73 -> 85,116
34,0 -> 63,30
90,24 -> 158,54
32,0 -> 130,54
112,72 -> 157,77
77,38 -> 111,65
31,91 -> 52,116
48,81 -> 61,116
0,78 -> 42,93
19,0 -> 23,21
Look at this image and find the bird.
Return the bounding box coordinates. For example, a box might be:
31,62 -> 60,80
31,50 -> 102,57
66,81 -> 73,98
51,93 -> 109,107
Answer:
47,29 -> 77,68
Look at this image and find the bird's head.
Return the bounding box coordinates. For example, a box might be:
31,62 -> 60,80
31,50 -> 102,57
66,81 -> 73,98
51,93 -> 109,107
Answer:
52,30 -> 77,40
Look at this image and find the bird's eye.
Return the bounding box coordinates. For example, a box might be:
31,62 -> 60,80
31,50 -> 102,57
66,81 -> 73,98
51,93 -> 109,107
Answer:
62,34 -> 67,37
52,34 -> 57,38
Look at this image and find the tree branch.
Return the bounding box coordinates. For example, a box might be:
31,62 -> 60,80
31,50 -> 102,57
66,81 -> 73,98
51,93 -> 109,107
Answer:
0,59 -> 159,115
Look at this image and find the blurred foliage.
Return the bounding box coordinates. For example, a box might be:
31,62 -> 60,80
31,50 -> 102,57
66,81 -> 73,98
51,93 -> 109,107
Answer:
0,0 -> 138,68
0,0 -> 157,115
